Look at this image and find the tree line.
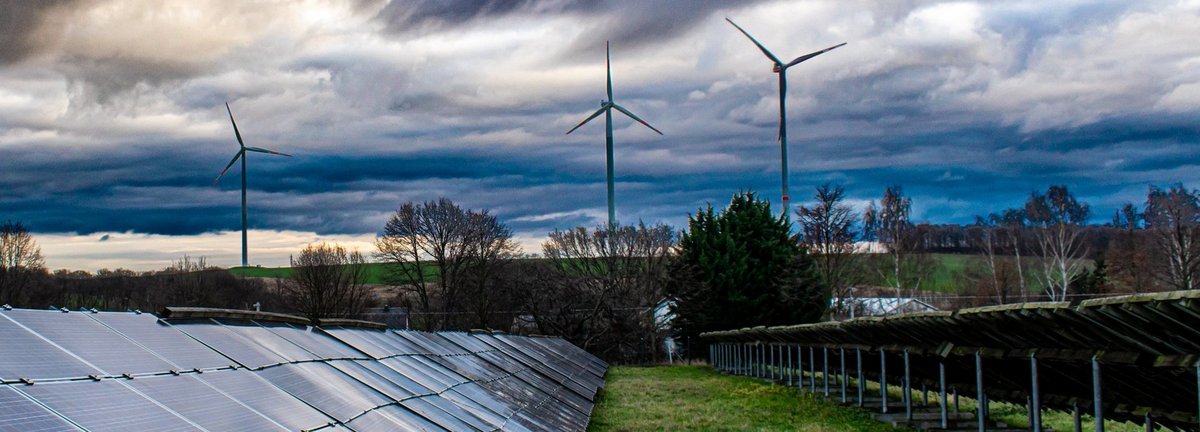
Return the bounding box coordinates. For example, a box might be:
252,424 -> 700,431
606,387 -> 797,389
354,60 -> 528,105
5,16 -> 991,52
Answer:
2,180 -> 1196,362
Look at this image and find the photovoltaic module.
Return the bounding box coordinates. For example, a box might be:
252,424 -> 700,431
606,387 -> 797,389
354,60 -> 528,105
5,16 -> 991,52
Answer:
0,307 -> 606,431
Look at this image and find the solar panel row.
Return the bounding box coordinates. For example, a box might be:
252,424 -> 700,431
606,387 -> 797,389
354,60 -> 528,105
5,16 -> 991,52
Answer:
0,308 -> 607,431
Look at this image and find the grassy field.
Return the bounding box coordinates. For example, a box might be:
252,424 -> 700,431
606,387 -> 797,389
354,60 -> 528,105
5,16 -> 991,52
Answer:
229,262 -> 436,284
588,365 -> 903,431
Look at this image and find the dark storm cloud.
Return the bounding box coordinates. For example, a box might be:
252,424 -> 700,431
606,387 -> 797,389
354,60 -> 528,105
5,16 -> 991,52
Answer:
0,0 -> 79,64
2,0 -> 1200,269
373,0 -> 768,53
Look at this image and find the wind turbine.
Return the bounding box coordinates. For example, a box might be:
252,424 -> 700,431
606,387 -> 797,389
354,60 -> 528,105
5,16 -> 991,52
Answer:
213,103 -> 291,268
726,18 -> 845,215
566,41 -> 663,228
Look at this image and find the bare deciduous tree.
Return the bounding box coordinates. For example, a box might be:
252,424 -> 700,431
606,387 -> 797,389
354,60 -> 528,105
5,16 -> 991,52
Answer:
528,222 -> 675,361
1144,184 -> 1200,291
795,183 -> 861,318
282,243 -> 371,321
375,198 -> 518,330
1025,185 -> 1090,302
0,221 -> 47,305
999,208 -> 1029,300
864,186 -> 927,298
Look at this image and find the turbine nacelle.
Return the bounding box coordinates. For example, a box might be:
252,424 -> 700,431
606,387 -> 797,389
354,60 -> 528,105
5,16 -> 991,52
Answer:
772,63 -> 783,73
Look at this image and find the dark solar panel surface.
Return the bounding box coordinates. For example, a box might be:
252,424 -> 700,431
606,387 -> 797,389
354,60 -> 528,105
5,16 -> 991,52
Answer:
0,386 -> 81,432
0,309 -> 605,431
2,310 -> 176,375
0,313 -> 96,381
87,313 -> 231,370
21,380 -> 201,432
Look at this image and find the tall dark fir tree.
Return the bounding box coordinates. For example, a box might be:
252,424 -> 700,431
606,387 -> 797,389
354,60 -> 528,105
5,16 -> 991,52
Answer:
670,191 -> 827,357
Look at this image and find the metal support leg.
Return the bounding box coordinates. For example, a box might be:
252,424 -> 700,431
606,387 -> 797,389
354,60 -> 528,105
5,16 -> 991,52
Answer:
787,344 -> 793,387
976,351 -> 985,432
940,360 -> 948,429
841,348 -> 848,404
798,346 -> 804,388
922,384 -> 928,406
823,347 -> 830,396
769,344 -> 775,382
1144,413 -> 1152,432
881,350 -> 889,414
953,388 -> 959,413
1031,352 -> 1041,432
809,346 -> 816,393
1093,355 -> 1104,432
857,348 -> 864,407
904,350 -> 912,420
1080,400 -> 1089,432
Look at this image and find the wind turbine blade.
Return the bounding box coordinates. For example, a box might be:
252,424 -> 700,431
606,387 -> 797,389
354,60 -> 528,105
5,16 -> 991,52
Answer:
566,106 -> 608,135
213,150 -> 245,184
225,103 -> 246,149
785,42 -> 847,68
611,103 -> 663,135
725,18 -> 782,65
245,146 -> 293,157
606,41 -> 613,102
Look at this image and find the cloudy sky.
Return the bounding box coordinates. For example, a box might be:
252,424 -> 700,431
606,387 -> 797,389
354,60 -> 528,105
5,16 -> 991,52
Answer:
1,0 -> 1198,271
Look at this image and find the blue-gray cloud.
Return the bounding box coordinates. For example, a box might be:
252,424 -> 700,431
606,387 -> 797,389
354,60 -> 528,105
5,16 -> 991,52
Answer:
1,0 -> 1199,259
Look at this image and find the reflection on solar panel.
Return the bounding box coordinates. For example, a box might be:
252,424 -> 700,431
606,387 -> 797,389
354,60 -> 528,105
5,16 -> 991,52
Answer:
0,308 -> 607,431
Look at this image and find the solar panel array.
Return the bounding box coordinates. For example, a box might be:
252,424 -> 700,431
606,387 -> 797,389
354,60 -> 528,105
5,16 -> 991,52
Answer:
702,290 -> 1200,430
0,307 -> 606,432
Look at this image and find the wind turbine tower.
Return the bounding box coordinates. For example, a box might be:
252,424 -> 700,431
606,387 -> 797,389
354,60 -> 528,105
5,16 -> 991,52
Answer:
726,18 -> 845,214
566,41 -> 663,228
214,103 -> 292,268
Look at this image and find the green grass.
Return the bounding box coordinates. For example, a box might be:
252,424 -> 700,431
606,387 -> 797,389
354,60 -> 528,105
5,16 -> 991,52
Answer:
588,365 -> 904,431
228,262 -> 437,285
807,369 -> 1144,432
925,253 -> 969,292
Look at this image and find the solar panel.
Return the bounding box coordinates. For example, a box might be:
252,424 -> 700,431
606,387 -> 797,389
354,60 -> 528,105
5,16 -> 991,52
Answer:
212,319 -> 318,362
347,405 -> 445,432
127,374 -> 288,431
197,369 -> 335,431
169,320 -> 288,369
327,359 -> 418,401
1,310 -> 176,376
349,359 -> 432,396
0,385 -> 81,431
0,313 -> 97,381
257,362 -> 390,422
320,327 -> 396,358
20,380 -> 201,432
400,397 -> 487,431
0,307 -> 606,432
86,313 -> 232,371
263,324 -> 367,360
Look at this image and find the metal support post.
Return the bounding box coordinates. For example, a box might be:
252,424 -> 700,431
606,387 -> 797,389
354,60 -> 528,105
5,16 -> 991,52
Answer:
809,346 -> 816,393
823,346 -> 830,396
841,348 -> 848,403
1093,354 -> 1104,432
976,351 -> 985,432
904,350 -> 912,420
797,345 -> 804,388
940,360 -> 948,429
881,350 -> 889,413
1031,352 -> 1041,432
1080,400 -> 1089,432
857,348 -> 864,407
787,344 -> 793,386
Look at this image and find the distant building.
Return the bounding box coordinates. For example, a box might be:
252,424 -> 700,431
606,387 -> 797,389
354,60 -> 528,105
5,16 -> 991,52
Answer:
837,296 -> 938,318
